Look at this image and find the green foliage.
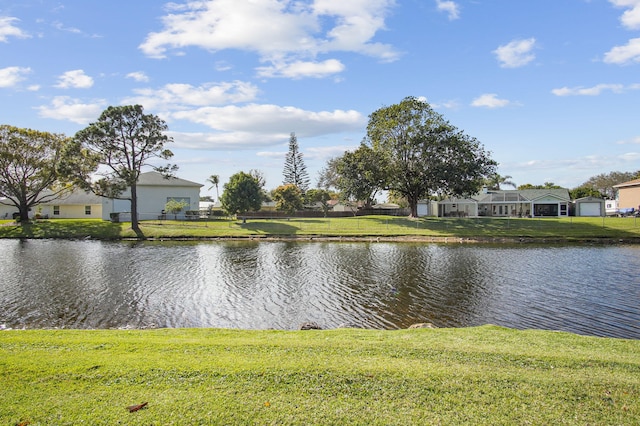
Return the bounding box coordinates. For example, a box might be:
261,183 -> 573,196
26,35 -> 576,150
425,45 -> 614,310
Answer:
305,188 -> 333,215
365,96 -> 497,217
221,171 -> 263,216
282,132 -> 310,192
317,157 -> 340,190
570,186 -> 604,199
335,144 -> 387,208
272,184 -> 303,214
1,327 -> 639,424
272,184 -> 303,215
0,125 -> 96,223
165,198 -> 189,219
518,182 -> 563,190
74,105 -> 176,233
484,173 -> 516,190
580,170 -> 639,199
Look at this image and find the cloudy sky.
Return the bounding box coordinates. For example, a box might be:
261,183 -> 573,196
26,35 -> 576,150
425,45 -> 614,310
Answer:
1,0 -> 639,198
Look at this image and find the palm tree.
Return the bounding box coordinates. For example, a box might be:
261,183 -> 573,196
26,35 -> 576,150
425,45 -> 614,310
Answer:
207,174 -> 220,200
485,173 -> 516,190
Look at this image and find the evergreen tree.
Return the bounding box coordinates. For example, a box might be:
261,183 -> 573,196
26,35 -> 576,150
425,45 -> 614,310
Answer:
282,132 -> 310,192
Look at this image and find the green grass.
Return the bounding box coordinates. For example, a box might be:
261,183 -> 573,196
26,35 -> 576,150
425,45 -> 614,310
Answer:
1,216 -> 640,241
1,326 -> 639,425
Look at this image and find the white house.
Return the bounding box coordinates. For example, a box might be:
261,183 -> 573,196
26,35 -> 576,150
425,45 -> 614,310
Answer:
102,171 -> 203,221
439,188 -> 571,217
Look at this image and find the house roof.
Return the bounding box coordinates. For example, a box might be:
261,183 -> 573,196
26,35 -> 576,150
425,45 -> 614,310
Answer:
28,189 -> 103,205
613,178 -> 640,189
137,171 -> 203,188
475,188 -> 570,202
442,188 -> 571,204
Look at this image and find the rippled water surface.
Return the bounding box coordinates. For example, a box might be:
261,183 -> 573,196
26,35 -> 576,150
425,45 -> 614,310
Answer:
1,239 -> 639,338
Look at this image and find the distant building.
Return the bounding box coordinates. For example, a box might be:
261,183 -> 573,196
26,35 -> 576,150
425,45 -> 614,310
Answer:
613,178 -> 640,210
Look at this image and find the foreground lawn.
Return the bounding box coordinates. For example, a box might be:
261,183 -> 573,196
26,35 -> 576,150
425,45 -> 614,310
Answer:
1,216 -> 640,241
1,326 -> 638,425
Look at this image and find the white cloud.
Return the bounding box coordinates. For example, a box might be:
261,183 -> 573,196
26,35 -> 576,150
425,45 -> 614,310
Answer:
471,94 -> 510,108
493,38 -> 536,68
256,59 -> 345,78
55,69 -> 94,89
35,96 -> 106,124
609,0 -> 640,30
168,103 -> 365,149
0,16 -> 30,42
435,0 -> 460,20
616,136 -> 640,144
0,66 -> 31,87
139,0 -> 398,78
551,83 -> 637,96
122,80 -> 260,110
126,71 -> 150,82
603,37 -> 640,64
173,103 -> 364,134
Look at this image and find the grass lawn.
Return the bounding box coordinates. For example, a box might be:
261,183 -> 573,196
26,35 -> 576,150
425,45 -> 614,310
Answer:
1,215 -> 640,241
1,326 -> 639,425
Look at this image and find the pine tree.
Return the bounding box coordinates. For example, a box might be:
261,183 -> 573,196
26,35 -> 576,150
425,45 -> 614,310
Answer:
282,132 -> 310,192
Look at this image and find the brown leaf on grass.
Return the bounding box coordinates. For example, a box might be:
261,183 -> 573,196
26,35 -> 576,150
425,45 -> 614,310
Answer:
126,402 -> 148,413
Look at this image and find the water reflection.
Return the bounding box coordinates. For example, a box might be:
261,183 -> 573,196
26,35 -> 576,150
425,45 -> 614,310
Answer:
0,240 -> 639,339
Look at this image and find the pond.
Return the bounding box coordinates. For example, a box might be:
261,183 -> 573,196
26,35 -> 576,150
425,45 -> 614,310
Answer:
1,239 -> 639,339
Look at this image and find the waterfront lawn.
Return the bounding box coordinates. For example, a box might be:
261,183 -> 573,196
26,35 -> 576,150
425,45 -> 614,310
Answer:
1,216 -> 639,240
1,326 -> 639,425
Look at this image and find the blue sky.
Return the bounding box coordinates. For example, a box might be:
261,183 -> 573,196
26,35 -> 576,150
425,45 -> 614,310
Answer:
1,0 -> 639,199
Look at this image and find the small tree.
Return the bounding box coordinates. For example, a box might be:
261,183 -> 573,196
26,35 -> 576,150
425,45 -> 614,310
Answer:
335,144 -> 388,209
220,171 -> 263,217
0,125 -> 96,223
165,198 -> 189,219
206,174 -> 220,200
272,184 -> 303,215
74,105 -> 176,236
282,132 -> 310,192
305,188 -> 333,216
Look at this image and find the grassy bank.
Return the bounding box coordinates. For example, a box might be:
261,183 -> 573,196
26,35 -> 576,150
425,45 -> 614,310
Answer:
1,215 -> 640,241
1,326 -> 639,425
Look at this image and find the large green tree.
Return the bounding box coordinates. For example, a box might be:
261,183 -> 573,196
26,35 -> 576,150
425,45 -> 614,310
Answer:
335,144 -> 388,208
74,105 -> 176,235
282,132 -> 310,192
366,96 -> 496,217
220,171 -> 263,216
580,171 -> 639,199
0,125 -> 95,223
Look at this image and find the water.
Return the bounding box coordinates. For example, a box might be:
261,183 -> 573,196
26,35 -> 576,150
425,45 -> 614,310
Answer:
1,239 -> 639,339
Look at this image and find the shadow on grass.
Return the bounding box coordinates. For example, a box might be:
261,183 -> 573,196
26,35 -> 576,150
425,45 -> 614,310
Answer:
366,216 -> 640,239
0,219 -> 123,239
237,220 -> 300,235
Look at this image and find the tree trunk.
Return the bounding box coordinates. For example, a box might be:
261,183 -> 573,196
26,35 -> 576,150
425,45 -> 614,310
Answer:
130,183 -> 144,238
408,195 -> 419,218
18,203 -> 30,224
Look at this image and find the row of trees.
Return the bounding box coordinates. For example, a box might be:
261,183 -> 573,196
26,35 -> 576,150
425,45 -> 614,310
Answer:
0,105 -> 176,235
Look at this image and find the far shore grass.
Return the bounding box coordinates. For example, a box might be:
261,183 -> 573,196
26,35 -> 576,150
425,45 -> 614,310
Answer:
1,215 -> 640,242
2,326 -> 639,425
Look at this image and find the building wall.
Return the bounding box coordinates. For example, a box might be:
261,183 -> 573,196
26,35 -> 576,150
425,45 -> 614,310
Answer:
102,185 -> 201,220
44,204 -> 102,219
618,186 -> 640,209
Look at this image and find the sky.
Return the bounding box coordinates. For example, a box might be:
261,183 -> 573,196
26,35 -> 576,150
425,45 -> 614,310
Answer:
1,0 -> 639,199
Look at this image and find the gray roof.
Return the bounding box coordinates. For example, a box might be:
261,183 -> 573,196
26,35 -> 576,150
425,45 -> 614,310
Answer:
137,171 -> 203,187
475,188 -> 570,202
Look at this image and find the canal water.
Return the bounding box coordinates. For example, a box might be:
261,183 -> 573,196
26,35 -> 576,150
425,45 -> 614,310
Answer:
1,239 -> 638,339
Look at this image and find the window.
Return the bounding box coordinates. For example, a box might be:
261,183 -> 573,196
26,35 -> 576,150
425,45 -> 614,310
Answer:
85,205 -> 92,215
53,206 -> 60,215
